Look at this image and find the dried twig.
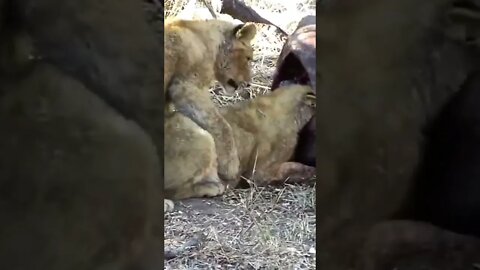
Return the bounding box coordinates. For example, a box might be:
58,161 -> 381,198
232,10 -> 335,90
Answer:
198,0 -> 218,18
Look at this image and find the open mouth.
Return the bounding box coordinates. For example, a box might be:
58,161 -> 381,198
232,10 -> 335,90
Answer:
227,79 -> 239,90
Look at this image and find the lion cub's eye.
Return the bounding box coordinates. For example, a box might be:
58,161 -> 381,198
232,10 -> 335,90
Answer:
246,56 -> 252,61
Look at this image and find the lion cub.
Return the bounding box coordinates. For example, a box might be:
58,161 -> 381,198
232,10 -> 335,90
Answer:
164,84 -> 316,210
165,18 -> 257,185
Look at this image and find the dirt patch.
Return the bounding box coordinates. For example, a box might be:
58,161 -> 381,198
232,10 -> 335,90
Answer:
165,184 -> 316,269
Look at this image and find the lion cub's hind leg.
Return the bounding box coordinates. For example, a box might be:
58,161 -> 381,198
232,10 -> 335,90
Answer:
165,113 -> 227,200
254,162 -> 316,186
275,162 -> 316,184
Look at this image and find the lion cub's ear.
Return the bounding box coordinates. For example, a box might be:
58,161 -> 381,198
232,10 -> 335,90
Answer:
445,0 -> 480,48
233,23 -> 257,41
304,93 -> 316,108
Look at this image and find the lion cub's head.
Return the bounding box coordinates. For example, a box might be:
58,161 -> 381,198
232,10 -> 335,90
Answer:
215,23 -> 257,96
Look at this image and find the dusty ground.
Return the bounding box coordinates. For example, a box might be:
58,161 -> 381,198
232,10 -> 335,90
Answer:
164,185 -> 316,269
158,0 -> 316,268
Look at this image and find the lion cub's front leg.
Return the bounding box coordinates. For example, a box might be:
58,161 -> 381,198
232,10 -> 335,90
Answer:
168,78 -> 240,183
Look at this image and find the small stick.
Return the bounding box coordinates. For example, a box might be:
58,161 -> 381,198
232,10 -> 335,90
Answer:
199,0 -> 218,19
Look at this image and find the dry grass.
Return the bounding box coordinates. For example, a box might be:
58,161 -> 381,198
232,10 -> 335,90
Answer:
164,185 -> 316,269
162,0 -> 316,268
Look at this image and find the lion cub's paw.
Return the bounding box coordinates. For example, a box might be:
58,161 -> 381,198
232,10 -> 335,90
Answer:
217,153 -> 240,183
164,199 -> 174,213
193,180 -> 226,198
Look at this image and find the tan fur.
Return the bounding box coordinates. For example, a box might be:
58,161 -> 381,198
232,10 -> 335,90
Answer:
164,18 -> 255,92
164,84 -> 316,207
164,18 -> 257,185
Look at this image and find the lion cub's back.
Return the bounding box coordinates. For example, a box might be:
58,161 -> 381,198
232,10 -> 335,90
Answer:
164,20 -> 209,80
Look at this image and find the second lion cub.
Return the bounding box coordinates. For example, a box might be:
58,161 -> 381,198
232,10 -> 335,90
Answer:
164,84 -> 316,206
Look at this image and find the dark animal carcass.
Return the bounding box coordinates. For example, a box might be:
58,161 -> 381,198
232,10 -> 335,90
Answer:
271,15 -> 316,167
